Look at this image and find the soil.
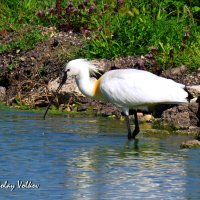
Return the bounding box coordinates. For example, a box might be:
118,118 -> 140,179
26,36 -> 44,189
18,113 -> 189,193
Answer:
0,27 -> 84,103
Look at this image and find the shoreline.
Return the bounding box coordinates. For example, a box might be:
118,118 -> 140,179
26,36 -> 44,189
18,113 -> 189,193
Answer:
1,102 -> 199,137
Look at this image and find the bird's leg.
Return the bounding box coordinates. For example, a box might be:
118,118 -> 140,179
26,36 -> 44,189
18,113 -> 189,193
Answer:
125,115 -> 132,140
132,110 -> 140,139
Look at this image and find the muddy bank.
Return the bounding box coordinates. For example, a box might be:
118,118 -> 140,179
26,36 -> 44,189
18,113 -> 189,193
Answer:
0,27 -> 200,133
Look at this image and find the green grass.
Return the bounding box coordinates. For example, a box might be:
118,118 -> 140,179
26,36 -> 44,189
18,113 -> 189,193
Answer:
0,0 -> 53,31
0,102 -> 8,110
80,1 -> 200,69
0,28 -> 48,53
0,0 -> 200,69
0,0 -> 53,53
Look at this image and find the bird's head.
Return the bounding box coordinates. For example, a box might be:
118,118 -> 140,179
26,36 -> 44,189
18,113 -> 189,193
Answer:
64,58 -> 99,78
64,59 -> 85,77
43,59 -> 99,119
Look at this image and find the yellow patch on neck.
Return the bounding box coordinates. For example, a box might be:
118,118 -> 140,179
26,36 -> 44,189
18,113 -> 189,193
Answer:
93,77 -> 102,97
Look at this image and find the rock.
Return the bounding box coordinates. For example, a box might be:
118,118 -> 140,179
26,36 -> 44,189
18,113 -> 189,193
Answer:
137,112 -> 143,117
0,86 -> 6,102
137,112 -> 144,120
161,104 -> 199,129
92,102 -> 121,118
180,139 -> 200,148
58,104 -> 69,111
188,102 -> 199,126
161,105 -> 190,129
162,65 -> 187,78
143,114 -> 154,122
113,56 -> 145,69
190,97 -> 198,103
19,57 -> 26,61
77,105 -> 87,112
48,76 -> 84,104
91,56 -> 148,74
91,59 -> 112,73
58,104 -> 71,112
65,106 -> 71,112
186,85 -> 200,99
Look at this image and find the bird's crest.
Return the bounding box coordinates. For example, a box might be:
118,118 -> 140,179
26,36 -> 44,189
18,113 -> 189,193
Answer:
85,59 -> 101,76
77,59 -> 100,76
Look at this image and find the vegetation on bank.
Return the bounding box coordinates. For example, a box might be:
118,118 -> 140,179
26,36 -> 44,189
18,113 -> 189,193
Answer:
0,0 -> 200,69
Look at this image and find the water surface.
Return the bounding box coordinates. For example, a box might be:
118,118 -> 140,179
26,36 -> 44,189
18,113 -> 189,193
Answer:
0,108 -> 200,199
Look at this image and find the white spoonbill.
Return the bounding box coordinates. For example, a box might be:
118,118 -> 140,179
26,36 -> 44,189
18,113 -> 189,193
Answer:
43,59 -> 188,140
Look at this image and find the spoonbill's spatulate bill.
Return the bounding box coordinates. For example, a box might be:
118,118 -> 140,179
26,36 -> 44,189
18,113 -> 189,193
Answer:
43,59 -> 188,140
43,71 -> 67,120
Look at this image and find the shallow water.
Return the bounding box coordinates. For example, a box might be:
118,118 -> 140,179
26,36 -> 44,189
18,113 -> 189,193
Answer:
0,108 -> 200,199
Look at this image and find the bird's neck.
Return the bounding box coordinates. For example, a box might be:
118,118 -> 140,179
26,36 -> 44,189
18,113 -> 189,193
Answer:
75,70 -> 95,98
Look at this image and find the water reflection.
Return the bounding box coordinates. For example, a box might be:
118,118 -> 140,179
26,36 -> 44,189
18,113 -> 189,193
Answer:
60,139 -> 187,199
0,109 -> 200,199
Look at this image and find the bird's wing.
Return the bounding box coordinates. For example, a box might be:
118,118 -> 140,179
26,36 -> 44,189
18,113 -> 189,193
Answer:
100,69 -> 188,109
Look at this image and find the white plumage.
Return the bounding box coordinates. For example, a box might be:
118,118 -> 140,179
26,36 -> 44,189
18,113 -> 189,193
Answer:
100,69 -> 187,115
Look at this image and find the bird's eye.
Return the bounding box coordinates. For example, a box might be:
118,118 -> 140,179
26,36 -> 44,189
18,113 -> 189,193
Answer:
66,69 -> 70,72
